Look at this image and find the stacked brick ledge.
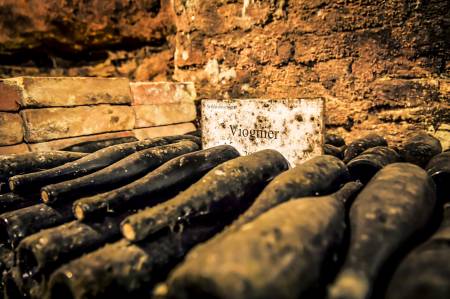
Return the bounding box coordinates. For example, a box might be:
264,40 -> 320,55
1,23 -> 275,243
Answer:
0,77 -> 198,153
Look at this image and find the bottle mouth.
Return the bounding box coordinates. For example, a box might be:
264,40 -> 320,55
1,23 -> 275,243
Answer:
0,218 -> 11,247
17,246 -> 41,282
49,274 -> 77,299
41,190 -> 50,203
8,179 -> 15,192
74,205 -> 85,220
347,160 -> 380,184
122,223 -> 137,241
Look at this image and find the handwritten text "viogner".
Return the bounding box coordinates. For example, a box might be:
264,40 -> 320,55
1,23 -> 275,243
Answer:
230,125 -> 280,139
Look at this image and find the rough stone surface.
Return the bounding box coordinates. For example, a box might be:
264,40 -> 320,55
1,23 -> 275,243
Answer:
133,123 -> 196,140
0,0 -> 176,81
0,112 -> 23,145
3,77 -> 132,107
0,80 -> 20,111
172,0 -> 449,146
28,130 -> 135,151
21,105 -> 135,142
133,102 -> 196,128
0,143 -> 29,155
130,81 -> 196,105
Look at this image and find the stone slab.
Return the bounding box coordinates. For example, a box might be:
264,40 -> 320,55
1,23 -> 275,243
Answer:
133,102 -> 197,128
0,112 -> 24,146
0,80 -> 20,111
21,105 -> 135,143
3,77 -> 132,108
0,144 -> 30,155
130,82 -> 196,105
133,123 -> 196,140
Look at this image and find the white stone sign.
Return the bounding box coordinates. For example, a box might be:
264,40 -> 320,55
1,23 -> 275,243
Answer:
201,98 -> 324,167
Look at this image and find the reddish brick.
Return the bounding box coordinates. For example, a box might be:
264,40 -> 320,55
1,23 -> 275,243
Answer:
0,112 -> 24,146
21,105 -> 135,143
133,123 -> 196,140
133,102 -> 197,128
130,82 -> 196,105
0,144 -> 30,155
3,77 -> 132,108
28,131 -> 135,151
0,80 -> 20,111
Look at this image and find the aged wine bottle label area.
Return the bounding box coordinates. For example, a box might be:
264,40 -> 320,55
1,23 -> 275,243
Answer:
202,99 -> 324,166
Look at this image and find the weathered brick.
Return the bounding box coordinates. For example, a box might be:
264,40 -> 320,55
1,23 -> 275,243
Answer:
133,123 -> 196,140
0,80 -> 20,111
21,105 -> 135,143
28,131 -> 135,152
0,112 -> 24,146
133,102 -> 197,128
3,77 -> 132,108
130,82 -> 196,105
0,144 -> 29,155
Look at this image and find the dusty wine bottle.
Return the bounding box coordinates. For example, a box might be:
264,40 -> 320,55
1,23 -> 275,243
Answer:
343,134 -> 388,163
41,140 -> 199,205
0,203 -> 74,248
47,213 -> 241,299
16,213 -> 133,298
223,155 -> 350,233
74,145 -> 241,221
325,133 -> 346,147
184,130 -> 202,137
61,136 -> 138,153
2,268 -> 25,299
327,163 -> 436,299
426,151 -> 450,202
0,151 -> 87,193
399,132 -> 442,167
385,203 -> 450,299
121,150 -> 289,242
164,182 -> 363,299
324,144 -> 347,160
0,192 -> 40,214
8,135 -> 200,192
347,146 -> 400,183
0,245 -> 13,274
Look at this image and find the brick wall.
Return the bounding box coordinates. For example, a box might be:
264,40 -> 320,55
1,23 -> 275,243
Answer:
0,77 -> 196,154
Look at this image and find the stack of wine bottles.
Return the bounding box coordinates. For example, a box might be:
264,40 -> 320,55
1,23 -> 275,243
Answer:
0,130 -> 448,299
